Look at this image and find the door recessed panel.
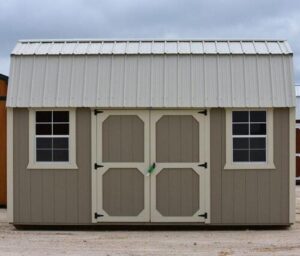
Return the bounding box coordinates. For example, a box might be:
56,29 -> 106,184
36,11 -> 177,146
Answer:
102,115 -> 144,162
156,115 -> 199,162
103,168 -> 144,216
156,168 -> 199,216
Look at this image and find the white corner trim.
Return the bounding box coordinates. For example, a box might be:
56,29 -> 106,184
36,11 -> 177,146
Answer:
28,108 -> 77,170
289,107 -> 296,223
225,108 -> 274,170
91,109 -> 97,223
7,108 -> 13,223
205,109 -> 211,224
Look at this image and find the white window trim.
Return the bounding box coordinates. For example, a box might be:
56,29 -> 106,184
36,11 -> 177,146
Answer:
27,108 -> 78,170
224,108 -> 275,170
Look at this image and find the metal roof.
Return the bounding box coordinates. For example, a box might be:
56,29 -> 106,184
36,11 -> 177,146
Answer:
7,54 -> 295,108
12,39 -> 292,56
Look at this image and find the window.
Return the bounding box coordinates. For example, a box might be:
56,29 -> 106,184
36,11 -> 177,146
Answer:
28,109 -> 77,169
36,111 -> 69,162
232,111 -> 266,162
225,109 -> 275,170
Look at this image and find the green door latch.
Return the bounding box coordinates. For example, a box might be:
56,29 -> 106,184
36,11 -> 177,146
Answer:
147,163 -> 156,174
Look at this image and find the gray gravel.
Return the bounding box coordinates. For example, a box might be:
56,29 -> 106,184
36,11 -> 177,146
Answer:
0,187 -> 299,256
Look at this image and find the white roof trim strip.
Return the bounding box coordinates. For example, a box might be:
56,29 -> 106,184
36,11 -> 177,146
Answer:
12,40 -> 292,56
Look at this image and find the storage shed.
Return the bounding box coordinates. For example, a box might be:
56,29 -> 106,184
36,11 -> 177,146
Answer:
7,39 -> 296,226
0,74 -> 8,207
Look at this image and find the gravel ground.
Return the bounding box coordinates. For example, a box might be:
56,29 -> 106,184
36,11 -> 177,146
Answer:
0,187 -> 299,256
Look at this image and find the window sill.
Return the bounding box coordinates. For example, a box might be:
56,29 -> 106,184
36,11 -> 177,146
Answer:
224,162 -> 276,170
27,162 -> 78,170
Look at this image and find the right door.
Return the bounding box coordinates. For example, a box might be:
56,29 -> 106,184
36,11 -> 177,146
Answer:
150,110 -> 209,222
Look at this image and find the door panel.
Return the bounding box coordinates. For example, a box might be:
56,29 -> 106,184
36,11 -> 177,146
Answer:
156,168 -> 199,217
93,110 -> 149,222
156,115 -> 199,162
103,168 -> 144,216
92,109 -> 209,223
150,110 -> 208,222
102,115 -> 144,162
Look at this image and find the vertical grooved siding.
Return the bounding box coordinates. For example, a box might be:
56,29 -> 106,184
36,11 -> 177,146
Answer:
13,108 -> 91,224
210,108 -> 290,225
7,55 -> 295,108
13,107 -> 290,225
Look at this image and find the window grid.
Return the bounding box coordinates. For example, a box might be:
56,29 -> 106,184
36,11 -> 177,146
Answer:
232,111 -> 267,163
35,111 -> 69,162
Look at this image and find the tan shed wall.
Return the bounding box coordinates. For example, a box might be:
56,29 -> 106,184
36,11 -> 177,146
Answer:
210,108 -> 290,225
12,107 -> 290,225
13,108 -> 91,224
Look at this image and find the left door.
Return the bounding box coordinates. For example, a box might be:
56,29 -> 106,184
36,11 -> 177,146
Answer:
92,110 -> 150,222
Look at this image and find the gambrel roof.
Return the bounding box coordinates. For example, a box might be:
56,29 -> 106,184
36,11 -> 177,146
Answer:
7,39 -> 295,108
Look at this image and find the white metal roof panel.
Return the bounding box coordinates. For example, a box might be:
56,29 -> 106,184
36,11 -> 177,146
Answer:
190,42 -> 204,54
35,43 -> 52,55
178,42 -> 190,54
60,43 -> 77,54
203,42 -> 217,54
113,42 -> 127,54
216,42 -> 230,54
12,39 -> 293,55
255,42 -> 269,54
48,43 -> 64,55
152,42 -> 165,54
7,53 -> 295,108
127,42 -> 139,54
242,42 -> 256,54
229,42 -> 243,54
139,42 -> 151,54
101,42 -> 114,54
86,42 -> 101,54
165,42 -> 177,54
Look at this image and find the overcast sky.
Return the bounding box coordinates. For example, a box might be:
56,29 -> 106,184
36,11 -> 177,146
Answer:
0,0 -> 299,83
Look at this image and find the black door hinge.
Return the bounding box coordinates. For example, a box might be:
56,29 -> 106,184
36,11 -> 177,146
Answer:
94,212 -> 104,219
198,162 -> 208,169
94,109 -> 103,115
198,109 -> 207,116
94,163 -> 104,169
198,212 -> 207,219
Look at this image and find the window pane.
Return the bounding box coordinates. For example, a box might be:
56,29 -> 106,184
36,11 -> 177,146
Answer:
232,111 -> 248,122
36,149 -> 52,162
250,150 -> 266,162
233,124 -> 248,135
53,150 -> 69,161
53,138 -> 68,149
250,123 -> 266,135
233,138 -> 249,149
233,149 -> 249,162
36,138 -> 52,149
36,111 -> 52,122
250,138 -> 266,149
36,124 -> 52,135
250,111 -> 266,122
53,124 -> 69,135
53,111 -> 69,122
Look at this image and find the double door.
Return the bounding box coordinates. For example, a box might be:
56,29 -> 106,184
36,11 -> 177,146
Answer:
92,110 -> 209,223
